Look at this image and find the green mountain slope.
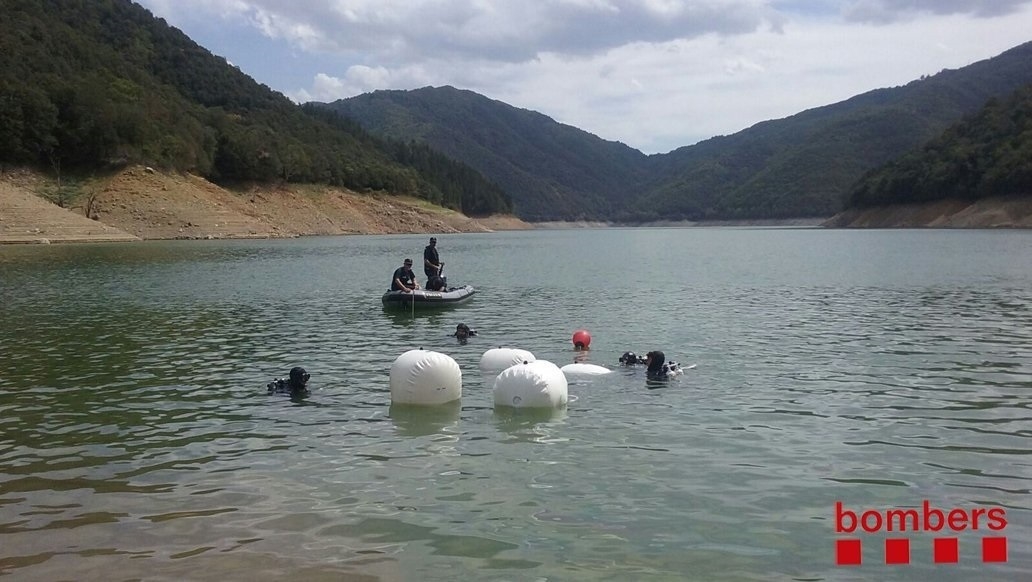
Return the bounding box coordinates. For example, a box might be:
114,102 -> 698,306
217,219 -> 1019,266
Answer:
323,86 -> 649,221
324,42 -> 1032,222
639,41 -> 1032,220
7,0 -> 1027,222
848,83 -> 1032,207
0,0 -> 512,216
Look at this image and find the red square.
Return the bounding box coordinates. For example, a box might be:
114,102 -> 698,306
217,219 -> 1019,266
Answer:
885,538 -> 910,565
933,538 -> 959,563
836,539 -> 862,566
983,537 -> 1008,563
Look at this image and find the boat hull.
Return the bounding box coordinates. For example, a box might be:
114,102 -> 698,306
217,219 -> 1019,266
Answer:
381,285 -> 476,309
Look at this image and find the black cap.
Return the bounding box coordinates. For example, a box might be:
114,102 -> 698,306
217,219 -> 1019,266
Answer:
404,258 -> 413,265
429,237 -> 437,243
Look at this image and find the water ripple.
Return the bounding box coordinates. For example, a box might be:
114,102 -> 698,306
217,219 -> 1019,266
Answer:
2,231 -> 1031,580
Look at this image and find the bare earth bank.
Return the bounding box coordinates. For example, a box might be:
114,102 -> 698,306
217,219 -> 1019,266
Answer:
823,195 -> 1032,228
533,218 -> 827,228
4,167 -> 1031,244
0,167 -> 532,244
540,199 -> 1032,229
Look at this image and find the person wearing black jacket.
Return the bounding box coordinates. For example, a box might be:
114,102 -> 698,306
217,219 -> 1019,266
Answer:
424,237 -> 443,281
391,258 -> 419,292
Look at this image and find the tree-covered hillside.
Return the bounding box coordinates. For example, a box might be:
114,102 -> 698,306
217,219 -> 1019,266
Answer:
324,42 -> 1032,222
0,0 -> 512,216
7,0 -> 1028,223
324,86 -> 649,221
633,41 -> 1032,221
848,83 -> 1032,208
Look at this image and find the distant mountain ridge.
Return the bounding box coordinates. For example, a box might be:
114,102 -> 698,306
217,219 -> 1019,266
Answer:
4,0 -> 1028,224
326,41 -> 1032,222
323,86 -> 649,221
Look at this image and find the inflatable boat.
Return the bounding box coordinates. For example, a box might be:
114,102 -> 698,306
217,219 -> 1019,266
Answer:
381,285 -> 476,309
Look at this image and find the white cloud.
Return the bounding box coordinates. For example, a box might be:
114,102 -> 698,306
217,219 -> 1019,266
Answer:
141,0 -> 785,61
293,66 -> 433,102
136,0 -> 1032,153
843,0 -> 1031,23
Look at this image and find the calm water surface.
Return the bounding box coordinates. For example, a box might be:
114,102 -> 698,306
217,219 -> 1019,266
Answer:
1,228 -> 1031,581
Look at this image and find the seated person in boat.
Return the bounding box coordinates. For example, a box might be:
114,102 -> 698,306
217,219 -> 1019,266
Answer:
391,258 -> 420,292
426,274 -> 447,291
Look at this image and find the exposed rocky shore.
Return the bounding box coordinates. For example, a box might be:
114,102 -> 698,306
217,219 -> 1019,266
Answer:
823,196 -> 1032,228
3,167 -> 1030,245
0,167 -> 531,244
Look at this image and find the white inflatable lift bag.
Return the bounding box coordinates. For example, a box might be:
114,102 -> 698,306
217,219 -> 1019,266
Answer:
479,348 -> 536,374
390,349 -> 462,405
560,363 -> 613,377
493,360 -> 568,409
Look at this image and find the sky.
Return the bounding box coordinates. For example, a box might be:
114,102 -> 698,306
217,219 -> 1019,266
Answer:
133,0 -> 1032,154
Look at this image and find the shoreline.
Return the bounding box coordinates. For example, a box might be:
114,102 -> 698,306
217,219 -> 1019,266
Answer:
531,217 -> 827,229
0,167 -> 532,245
4,167 -> 1031,245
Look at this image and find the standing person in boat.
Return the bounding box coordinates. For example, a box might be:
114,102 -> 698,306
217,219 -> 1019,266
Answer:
391,258 -> 420,292
423,237 -> 444,287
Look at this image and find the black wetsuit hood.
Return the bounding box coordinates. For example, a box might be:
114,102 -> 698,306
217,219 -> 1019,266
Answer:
269,366 -> 310,395
646,351 -> 666,377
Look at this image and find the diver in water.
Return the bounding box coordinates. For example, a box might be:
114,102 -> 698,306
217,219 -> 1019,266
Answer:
268,366 -> 311,397
619,351 -> 645,365
645,351 -> 683,380
452,323 -> 478,343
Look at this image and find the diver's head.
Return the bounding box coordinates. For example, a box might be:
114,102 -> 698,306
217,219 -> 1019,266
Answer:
288,366 -> 310,390
455,323 -> 470,339
620,351 -> 637,365
645,351 -> 665,370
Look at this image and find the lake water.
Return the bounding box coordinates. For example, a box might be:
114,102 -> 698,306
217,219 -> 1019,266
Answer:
1,228 -> 1031,581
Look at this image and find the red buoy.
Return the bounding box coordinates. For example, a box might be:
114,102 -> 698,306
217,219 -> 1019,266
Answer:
572,329 -> 591,349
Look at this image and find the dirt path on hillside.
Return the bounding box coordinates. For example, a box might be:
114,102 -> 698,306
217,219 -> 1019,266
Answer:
0,167 -> 531,244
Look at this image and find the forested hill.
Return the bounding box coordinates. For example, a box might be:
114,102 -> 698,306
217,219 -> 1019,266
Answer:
325,42 -> 1032,222
637,41 -> 1032,221
4,0 -> 1028,223
324,86 -> 649,221
0,0 -> 513,217
847,83 -> 1032,208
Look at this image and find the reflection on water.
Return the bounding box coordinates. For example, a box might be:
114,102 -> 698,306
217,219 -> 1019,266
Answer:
493,407 -> 569,444
389,402 -> 462,437
2,230 -> 1032,581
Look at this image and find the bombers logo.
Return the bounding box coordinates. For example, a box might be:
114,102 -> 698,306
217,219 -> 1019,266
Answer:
834,501 -> 1008,566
